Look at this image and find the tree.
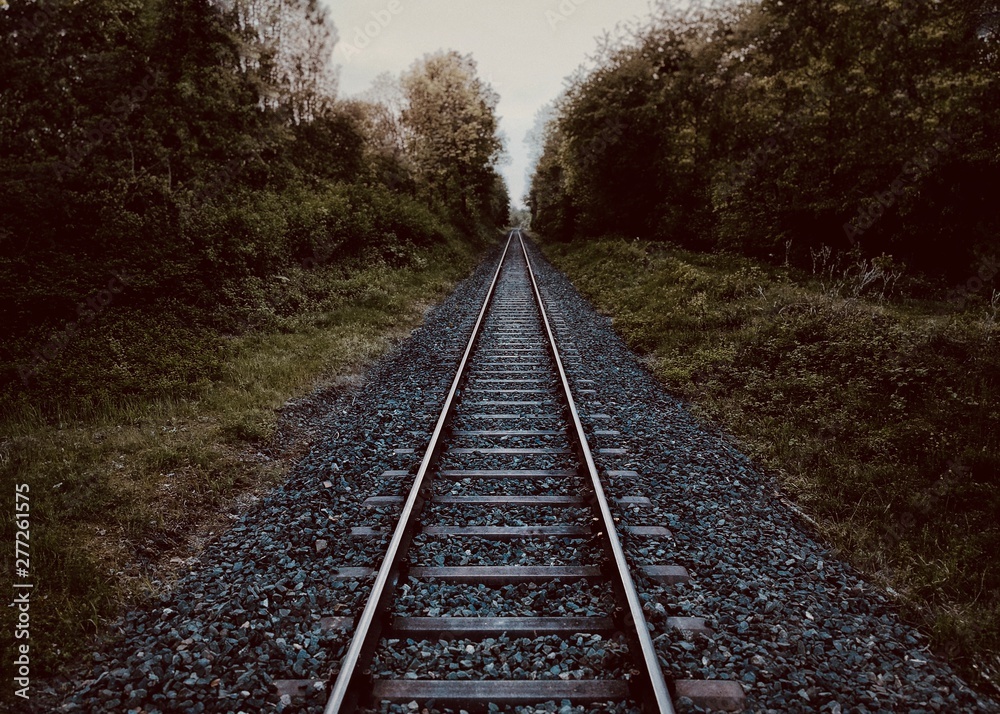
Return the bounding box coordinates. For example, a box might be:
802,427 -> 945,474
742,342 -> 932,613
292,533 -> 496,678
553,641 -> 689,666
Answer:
230,0 -> 339,122
400,50 -> 505,224
529,0 -> 1000,282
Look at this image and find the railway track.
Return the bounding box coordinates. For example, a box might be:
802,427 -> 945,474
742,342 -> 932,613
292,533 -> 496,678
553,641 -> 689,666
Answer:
58,230 -> 996,714
279,232 -> 747,713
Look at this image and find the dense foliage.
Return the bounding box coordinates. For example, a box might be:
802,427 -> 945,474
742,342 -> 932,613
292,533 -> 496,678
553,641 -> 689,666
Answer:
0,0 -> 509,413
528,0 -> 1000,286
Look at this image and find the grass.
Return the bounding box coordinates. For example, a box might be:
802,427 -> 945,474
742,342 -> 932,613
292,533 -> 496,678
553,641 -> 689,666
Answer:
0,236 -> 483,692
542,236 -> 1000,696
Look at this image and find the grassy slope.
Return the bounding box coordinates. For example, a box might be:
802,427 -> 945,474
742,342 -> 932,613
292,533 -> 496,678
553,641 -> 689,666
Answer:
542,236 -> 1000,695
0,236 -> 483,688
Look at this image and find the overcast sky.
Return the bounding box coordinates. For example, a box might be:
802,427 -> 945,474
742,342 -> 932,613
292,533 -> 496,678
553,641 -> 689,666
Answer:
329,0 -> 657,208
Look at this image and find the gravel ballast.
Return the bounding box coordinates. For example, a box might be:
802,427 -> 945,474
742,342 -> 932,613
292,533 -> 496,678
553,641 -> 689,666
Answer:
42,238 -> 998,714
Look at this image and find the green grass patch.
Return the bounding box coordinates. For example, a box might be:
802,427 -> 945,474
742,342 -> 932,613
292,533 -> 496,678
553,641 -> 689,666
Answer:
543,236 -> 1000,695
0,236 -> 482,691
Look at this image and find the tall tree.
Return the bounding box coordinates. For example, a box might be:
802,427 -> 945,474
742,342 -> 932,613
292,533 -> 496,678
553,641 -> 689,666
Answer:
230,0 -> 339,122
400,51 -> 505,223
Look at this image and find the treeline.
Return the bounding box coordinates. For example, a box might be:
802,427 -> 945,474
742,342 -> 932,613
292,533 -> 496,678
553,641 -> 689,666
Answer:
0,0 -> 508,412
528,0 -> 999,286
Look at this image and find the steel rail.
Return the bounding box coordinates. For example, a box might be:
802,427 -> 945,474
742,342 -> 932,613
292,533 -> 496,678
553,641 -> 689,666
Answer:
516,232 -> 677,714
323,232 -> 516,714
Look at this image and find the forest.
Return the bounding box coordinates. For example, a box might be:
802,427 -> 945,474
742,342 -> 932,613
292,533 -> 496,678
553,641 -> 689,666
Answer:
0,0 -> 509,414
529,0 -> 999,287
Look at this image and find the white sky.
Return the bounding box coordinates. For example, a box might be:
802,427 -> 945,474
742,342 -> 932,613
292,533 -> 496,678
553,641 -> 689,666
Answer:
328,0 -> 657,208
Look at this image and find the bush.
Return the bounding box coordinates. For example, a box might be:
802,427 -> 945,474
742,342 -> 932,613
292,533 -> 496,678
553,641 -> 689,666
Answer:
0,178 -> 465,417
